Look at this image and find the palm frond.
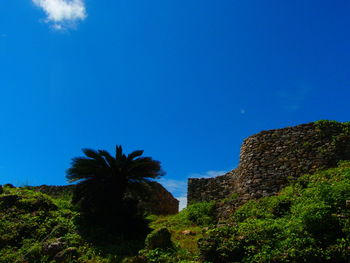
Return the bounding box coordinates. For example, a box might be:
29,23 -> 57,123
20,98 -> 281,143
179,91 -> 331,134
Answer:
98,150 -> 115,170
82,149 -> 100,159
82,148 -> 110,168
127,150 -> 144,161
116,145 -> 123,160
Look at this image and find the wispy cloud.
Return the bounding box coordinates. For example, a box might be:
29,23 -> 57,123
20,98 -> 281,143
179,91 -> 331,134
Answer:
158,178 -> 187,211
189,170 -> 228,178
177,197 -> 187,211
32,0 -> 87,30
158,169 -> 229,210
158,178 -> 187,197
276,86 -> 312,112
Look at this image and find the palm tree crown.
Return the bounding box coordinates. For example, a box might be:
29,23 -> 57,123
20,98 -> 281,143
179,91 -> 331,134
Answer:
66,145 -> 164,223
67,145 -> 163,187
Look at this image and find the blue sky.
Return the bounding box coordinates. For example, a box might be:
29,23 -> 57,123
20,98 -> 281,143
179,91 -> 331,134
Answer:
1,0 -> 350,209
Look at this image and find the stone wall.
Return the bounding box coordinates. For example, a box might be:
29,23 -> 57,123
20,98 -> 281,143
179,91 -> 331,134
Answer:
134,182 -> 179,215
187,170 -> 239,204
188,121 -> 350,214
27,181 -> 179,215
26,185 -> 75,198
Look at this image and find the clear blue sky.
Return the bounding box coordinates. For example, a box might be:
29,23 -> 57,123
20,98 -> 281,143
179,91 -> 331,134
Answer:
1,0 -> 349,208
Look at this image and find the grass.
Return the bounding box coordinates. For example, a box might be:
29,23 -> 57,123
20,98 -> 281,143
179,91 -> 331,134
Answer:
1,161 -> 349,262
148,213 -> 203,256
0,185 -> 207,263
198,161 -> 350,263
0,186 -> 147,263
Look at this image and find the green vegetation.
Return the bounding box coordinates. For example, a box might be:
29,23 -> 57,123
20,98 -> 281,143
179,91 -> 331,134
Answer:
136,201 -> 217,263
315,120 -> 350,164
0,186 -> 144,263
198,161 -> 350,263
220,193 -> 239,205
0,185 -> 213,262
1,142 -> 350,262
144,228 -> 173,250
186,201 -> 216,226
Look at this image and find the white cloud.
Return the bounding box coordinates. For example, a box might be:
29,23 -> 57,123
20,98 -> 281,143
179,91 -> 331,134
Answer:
177,197 -> 187,211
276,86 -> 312,112
188,170 -> 228,179
158,178 -> 187,210
159,178 -> 187,197
32,0 -> 87,30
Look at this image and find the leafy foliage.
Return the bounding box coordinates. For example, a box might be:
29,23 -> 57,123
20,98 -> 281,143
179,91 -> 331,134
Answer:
198,161 -> 350,263
186,201 -> 216,226
145,228 -> 174,250
0,186 -> 151,263
2,142 -> 350,263
314,120 -> 350,164
143,204 -> 213,263
66,145 -> 164,233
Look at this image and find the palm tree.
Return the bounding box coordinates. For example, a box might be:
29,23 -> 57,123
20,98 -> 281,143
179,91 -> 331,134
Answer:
66,145 -> 164,227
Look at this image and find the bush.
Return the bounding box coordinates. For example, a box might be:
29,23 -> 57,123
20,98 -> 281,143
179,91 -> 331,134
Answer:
145,228 -> 173,250
0,187 -> 148,263
199,161 -> 350,263
186,201 -> 216,226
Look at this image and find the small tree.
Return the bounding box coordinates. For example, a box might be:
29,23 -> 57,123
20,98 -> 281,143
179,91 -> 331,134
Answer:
66,145 -> 164,232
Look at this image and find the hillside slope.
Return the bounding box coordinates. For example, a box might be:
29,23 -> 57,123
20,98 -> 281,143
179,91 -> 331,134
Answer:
0,162 -> 349,263
198,161 -> 350,262
0,187 -> 145,263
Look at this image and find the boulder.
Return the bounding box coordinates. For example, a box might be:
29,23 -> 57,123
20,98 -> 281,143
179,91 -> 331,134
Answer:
54,247 -> 79,262
43,238 -> 66,257
145,227 -> 173,250
181,230 -> 196,235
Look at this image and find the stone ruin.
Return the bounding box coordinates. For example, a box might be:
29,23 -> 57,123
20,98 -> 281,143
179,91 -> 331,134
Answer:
26,181 -> 179,215
188,121 -> 350,218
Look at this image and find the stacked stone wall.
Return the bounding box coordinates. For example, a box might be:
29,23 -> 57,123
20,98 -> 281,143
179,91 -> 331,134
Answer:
187,170 -> 238,205
134,182 -> 179,215
187,121 -> 350,215
27,182 -> 179,215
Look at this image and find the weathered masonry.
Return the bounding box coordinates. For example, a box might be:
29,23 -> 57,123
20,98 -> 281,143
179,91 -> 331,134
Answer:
28,182 -> 179,215
188,121 -> 350,216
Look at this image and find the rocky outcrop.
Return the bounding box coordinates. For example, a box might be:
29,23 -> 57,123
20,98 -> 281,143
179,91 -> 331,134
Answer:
145,227 -> 173,250
188,121 -> 350,217
133,182 -> 179,215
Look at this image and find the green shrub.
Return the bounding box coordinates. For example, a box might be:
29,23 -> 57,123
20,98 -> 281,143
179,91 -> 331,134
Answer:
314,121 -> 350,164
186,201 -> 216,226
145,228 -> 173,250
0,187 -> 147,263
142,248 -> 174,263
199,161 -> 350,263
140,247 -> 199,263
